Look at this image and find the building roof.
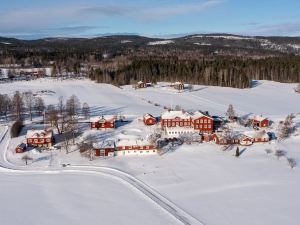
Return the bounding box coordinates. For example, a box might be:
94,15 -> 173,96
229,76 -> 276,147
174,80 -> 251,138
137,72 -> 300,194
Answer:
252,115 -> 268,122
243,130 -> 269,139
26,129 -> 53,139
143,113 -> 155,120
190,111 -> 212,120
93,140 -> 116,149
161,110 -> 191,120
116,138 -> 152,147
137,81 -> 144,84
90,115 -> 116,123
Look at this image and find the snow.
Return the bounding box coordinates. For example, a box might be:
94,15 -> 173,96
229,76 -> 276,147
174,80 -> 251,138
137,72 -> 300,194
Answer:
121,40 -> 132,44
147,40 -> 174,45
0,42 -> 11,45
161,110 -> 191,120
192,35 -> 254,40
90,115 -> 116,123
194,42 -> 212,46
1,78 -> 300,225
0,172 -> 177,225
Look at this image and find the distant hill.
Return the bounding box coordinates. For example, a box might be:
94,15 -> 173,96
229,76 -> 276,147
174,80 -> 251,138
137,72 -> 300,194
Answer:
1,34 -> 300,56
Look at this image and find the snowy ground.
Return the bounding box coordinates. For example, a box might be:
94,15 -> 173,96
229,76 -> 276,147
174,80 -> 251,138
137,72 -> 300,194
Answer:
1,78 -> 300,225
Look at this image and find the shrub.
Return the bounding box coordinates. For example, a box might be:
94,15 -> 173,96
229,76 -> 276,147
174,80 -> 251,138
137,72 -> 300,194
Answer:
10,120 -> 24,138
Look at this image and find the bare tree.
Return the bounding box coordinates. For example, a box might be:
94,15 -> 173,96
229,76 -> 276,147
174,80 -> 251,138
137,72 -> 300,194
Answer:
61,131 -> 72,154
0,94 -> 11,120
226,104 -> 236,121
275,149 -> 286,160
174,105 -> 181,111
23,91 -> 34,121
22,154 -> 33,165
47,108 -> 62,134
34,97 -> 45,116
12,91 -> 24,119
82,102 -> 91,119
66,95 -> 80,116
287,158 -> 297,169
78,135 -> 97,161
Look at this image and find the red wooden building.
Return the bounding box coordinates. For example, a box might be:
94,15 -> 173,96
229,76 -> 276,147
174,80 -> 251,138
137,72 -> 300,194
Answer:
115,139 -> 157,156
15,143 -> 26,153
143,113 -> 157,126
191,111 -> 214,134
161,110 -> 214,134
93,140 -> 116,157
251,115 -> 269,128
26,129 -> 54,148
90,115 -> 116,130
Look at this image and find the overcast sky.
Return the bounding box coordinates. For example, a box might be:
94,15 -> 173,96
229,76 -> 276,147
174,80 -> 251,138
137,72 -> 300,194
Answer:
1,0 -> 300,39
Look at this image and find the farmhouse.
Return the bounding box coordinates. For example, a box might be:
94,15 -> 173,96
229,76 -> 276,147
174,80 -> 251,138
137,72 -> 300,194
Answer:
93,140 -> 116,157
243,130 -> 270,143
115,139 -> 157,156
143,113 -> 157,126
161,110 -> 192,128
191,111 -> 214,133
90,115 -> 116,129
251,115 -> 269,128
26,129 -> 54,148
212,132 -> 241,145
161,110 -> 214,134
170,81 -> 184,90
15,143 -> 26,153
163,126 -> 198,138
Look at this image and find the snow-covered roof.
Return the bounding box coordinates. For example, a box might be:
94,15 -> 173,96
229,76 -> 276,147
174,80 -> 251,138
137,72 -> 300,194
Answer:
26,129 -> 52,139
116,138 -> 152,147
93,140 -> 116,149
252,115 -> 268,122
190,111 -> 212,120
243,130 -> 269,139
137,81 -> 144,84
90,115 -> 116,123
161,110 -> 191,120
143,113 -> 155,120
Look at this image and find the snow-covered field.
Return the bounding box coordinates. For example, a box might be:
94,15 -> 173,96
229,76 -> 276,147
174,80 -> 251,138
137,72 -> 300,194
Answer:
1,78 -> 300,225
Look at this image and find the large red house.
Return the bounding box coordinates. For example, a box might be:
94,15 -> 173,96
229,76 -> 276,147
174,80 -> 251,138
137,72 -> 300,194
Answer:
90,115 -> 116,130
26,129 -> 54,148
251,115 -> 269,128
143,113 -> 157,126
191,111 -> 214,133
161,110 -> 214,134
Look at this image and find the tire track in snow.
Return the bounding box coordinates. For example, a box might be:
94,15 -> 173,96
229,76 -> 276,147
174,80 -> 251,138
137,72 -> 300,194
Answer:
0,127 -> 204,225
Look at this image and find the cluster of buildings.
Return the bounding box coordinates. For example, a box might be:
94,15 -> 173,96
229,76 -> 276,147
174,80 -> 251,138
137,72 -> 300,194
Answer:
0,64 -> 53,80
16,129 -> 54,153
133,81 -> 185,91
15,107 -> 271,158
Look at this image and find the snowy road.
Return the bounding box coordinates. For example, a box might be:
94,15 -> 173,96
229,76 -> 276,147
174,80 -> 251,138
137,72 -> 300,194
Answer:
0,126 -> 204,225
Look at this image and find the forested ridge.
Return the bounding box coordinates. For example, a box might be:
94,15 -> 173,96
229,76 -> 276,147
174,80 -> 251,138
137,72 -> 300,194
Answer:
1,34 -> 300,89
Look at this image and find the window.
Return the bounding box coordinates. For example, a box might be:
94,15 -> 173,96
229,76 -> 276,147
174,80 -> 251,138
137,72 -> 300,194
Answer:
208,120 -> 211,123
204,125 -> 207,128
200,125 -> 202,129
204,119 -> 207,123
200,119 -> 203,123
208,125 -> 211,129
28,139 -> 32,143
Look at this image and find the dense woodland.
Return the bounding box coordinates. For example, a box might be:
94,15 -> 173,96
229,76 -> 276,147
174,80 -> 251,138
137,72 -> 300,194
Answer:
1,34 -> 300,89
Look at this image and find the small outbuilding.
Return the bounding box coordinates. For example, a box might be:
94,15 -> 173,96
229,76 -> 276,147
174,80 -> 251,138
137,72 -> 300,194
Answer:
251,115 -> 269,128
143,113 -> 157,126
15,143 -> 26,153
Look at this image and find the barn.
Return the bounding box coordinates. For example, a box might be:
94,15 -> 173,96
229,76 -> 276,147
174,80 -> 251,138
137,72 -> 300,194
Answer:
15,143 -> 26,153
143,113 -> 157,126
115,139 -> 157,156
90,115 -> 116,130
170,82 -> 184,90
93,140 -> 116,157
243,130 -> 270,143
251,115 -> 269,128
134,81 -> 147,89
26,129 -> 54,148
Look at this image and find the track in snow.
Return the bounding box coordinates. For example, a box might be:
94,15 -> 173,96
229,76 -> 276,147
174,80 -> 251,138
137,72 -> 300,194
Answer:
0,127 -> 204,225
